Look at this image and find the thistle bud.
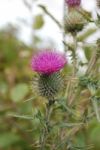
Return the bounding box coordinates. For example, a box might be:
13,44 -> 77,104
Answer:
38,72 -> 64,99
65,10 -> 86,33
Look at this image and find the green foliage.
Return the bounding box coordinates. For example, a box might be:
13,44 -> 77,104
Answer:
77,28 -> 97,41
33,14 -> 44,30
0,82 -> 8,95
83,45 -> 94,61
0,25 -> 34,150
0,132 -> 21,148
10,83 -> 29,102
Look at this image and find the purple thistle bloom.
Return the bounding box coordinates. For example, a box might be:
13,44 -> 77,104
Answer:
65,0 -> 81,7
31,50 -> 67,75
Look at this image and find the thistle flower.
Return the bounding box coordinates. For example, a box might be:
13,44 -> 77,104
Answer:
65,0 -> 81,7
31,50 -> 67,100
31,50 -> 66,75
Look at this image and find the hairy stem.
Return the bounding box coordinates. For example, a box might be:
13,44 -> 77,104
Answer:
67,33 -> 78,106
91,99 -> 100,122
40,101 -> 53,150
72,33 -> 77,76
85,49 -> 97,75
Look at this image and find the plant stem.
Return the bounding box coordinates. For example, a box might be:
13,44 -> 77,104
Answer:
63,0 -> 67,52
38,5 -> 62,29
85,49 -> 97,75
72,33 -> 77,76
67,33 -> 78,106
91,99 -> 100,122
40,101 -> 53,150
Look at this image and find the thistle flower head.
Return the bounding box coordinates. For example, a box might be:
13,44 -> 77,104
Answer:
31,50 -> 67,75
65,0 -> 81,7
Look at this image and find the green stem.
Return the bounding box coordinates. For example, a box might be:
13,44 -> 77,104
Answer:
63,0 -> 67,52
91,99 -> 100,122
40,101 -> 53,150
72,33 -> 77,76
67,33 -> 78,106
85,49 -> 97,75
38,5 -> 62,29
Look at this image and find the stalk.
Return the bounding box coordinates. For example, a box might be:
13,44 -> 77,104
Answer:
40,101 -> 53,150
91,98 -> 100,122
